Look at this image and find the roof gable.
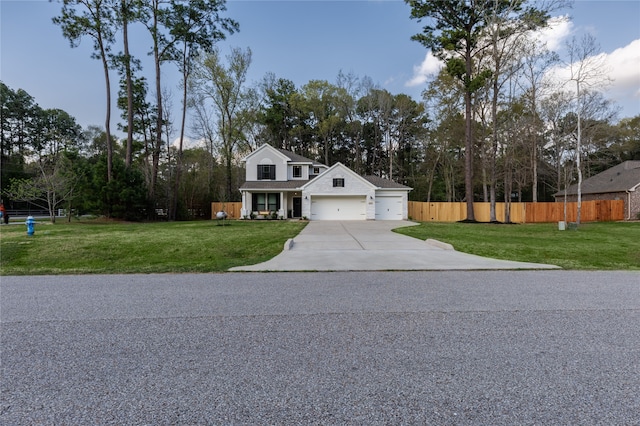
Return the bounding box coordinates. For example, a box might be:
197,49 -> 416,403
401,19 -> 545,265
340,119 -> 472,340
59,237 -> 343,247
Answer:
301,162 -> 377,191
242,144 -> 291,163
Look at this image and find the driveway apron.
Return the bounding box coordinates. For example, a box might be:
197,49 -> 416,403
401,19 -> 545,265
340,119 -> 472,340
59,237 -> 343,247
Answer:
229,221 -> 559,271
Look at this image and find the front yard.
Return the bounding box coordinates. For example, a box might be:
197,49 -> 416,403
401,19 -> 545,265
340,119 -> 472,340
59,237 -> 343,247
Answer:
0,219 -> 307,275
1,219 -> 638,275
395,221 -> 640,270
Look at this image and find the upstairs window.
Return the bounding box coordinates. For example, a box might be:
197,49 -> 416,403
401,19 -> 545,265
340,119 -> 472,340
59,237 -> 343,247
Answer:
257,164 -> 276,180
333,178 -> 345,187
293,165 -> 302,178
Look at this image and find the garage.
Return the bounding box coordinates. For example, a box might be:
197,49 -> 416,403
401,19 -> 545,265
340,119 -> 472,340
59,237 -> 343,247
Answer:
310,196 -> 366,220
375,196 -> 403,220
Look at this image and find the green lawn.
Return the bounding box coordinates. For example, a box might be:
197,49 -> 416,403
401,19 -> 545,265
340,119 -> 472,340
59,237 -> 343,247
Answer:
1,219 -> 638,275
0,219 -> 307,275
395,221 -> 640,270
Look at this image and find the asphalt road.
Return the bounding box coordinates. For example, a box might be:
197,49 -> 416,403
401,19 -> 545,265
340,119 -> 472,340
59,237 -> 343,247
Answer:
2,271 -> 639,425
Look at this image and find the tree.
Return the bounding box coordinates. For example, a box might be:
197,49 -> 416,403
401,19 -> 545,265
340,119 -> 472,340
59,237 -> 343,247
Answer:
423,70 -> 466,202
518,43 -> 559,202
3,108 -> 84,222
113,0 -> 143,168
407,0 -> 497,221
614,116 -> 640,161
1,83 -> 39,187
53,0 -> 117,182
357,87 -> 390,176
480,0 -> 553,221
116,73 -> 161,200
141,0 -> 171,204
170,1 -> 238,219
300,80 -> 343,166
258,75 -> 298,150
566,33 -> 612,225
191,47 -> 252,202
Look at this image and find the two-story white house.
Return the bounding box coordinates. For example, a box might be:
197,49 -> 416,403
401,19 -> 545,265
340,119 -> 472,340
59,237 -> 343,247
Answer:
239,144 -> 412,220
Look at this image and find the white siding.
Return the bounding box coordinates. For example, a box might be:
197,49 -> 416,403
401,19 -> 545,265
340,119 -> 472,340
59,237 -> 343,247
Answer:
302,164 -> 376,220
244,146 -> 289,181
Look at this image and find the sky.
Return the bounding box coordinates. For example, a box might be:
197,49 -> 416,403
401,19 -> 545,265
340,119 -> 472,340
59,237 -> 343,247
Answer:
1,0 -> 639,141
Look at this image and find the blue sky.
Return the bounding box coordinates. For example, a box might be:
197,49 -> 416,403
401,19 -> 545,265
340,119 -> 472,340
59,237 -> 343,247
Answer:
1,0 -> 639,139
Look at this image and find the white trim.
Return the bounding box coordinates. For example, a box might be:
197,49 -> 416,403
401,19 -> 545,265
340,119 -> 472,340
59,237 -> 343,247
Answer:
242,144 -> 291,163
301,162 -> 377,191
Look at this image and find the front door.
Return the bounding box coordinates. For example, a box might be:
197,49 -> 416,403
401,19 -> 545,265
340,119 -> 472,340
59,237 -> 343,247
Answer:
293,197 -> 302,218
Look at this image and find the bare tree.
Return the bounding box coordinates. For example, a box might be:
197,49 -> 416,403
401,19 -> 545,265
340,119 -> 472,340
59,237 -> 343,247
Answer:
518,43 -> 559,202
566,33 -> 612,225
191,47 -> 252,201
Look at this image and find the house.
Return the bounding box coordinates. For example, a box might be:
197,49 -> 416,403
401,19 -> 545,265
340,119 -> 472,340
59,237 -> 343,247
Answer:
554,160 -> 640,220
239,144 -> 412,220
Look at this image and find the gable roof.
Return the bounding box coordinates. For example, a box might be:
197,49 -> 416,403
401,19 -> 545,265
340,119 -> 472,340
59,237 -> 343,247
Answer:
276,148 -> 325,166
301,162 -> 377,190
557,161 -> 640,196
242,144 -> 291,163
242,144 -> 327,167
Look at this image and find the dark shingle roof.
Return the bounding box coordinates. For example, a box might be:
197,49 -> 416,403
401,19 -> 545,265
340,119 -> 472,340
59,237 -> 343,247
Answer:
557,161 -> 640,196
363,175 -> 412,190
277,148 -> 325,166
240,180 -> 308,190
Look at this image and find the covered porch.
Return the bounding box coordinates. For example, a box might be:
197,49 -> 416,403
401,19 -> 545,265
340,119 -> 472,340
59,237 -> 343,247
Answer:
240,189 -> 304,219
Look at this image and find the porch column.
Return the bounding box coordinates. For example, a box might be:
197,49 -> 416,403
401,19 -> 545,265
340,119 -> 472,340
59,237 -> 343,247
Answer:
241,191 -> 248,218
279,192 -> 285,219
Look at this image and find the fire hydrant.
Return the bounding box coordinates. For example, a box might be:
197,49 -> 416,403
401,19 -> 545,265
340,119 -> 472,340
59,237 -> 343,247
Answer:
26,216 -> 35,236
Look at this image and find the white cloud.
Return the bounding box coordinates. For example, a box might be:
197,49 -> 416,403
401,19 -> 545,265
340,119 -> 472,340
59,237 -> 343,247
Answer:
171,136 -> 205,150
545,38 -> 640,117
533,15 -> 573,51
405,16 -> 572,89
607,39 -> 640,98
406,51 -> 444,87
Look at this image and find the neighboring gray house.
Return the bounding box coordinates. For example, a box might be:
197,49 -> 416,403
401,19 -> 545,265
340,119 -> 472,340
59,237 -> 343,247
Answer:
239,144 -> 412,220
554,160 -> 640,220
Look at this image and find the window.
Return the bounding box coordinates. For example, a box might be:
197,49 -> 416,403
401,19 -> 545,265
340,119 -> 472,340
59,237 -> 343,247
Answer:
257,164 -> 275,180
252,193 -> 280,211
333,178 -> 345,187
293,165 -> 302,178
312,167 -> 320,175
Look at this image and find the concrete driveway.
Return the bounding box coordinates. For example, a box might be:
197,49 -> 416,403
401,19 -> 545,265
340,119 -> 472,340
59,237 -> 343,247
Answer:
230,221 -> 560,271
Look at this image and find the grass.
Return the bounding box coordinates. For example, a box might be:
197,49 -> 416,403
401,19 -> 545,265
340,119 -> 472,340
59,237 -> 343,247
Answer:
0,219 -> 307,275
395,221 -> 640,270
1,219 -> 638,275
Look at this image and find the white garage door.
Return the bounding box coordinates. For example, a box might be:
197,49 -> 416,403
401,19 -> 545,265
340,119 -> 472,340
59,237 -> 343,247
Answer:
311,196 -> 366,220
375,196 -> 403,220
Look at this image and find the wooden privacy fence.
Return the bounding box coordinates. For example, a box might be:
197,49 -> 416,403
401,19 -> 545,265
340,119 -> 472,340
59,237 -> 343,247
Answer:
408,200 -> 624,223
212,200 -> 624,222
211,202 -> 242,219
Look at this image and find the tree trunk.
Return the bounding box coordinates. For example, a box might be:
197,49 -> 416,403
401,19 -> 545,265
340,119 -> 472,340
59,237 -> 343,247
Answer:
100,43 -> 113,184
576,80 -> 582,226
531,85 -> 538,203
151,1 -> 163,211
489,77 -> 498,222
172,49 -> 189,221
123,3 -> 134,168
464,45 -> 475,221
